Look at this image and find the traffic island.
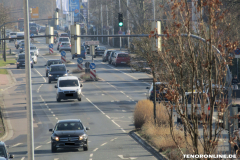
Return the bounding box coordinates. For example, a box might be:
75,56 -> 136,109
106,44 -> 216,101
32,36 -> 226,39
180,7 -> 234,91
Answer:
43,52 -> 59,56
71,69 -> 84,73
80,73 -> 100,82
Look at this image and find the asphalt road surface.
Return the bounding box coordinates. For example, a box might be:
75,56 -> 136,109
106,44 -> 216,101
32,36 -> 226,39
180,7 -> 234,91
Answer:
4,34 -> 157,160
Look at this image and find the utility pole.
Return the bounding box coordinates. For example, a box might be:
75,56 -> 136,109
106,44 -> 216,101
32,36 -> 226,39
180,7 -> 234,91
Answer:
152,0 -> 155,21
23,0 -> 34,160
106,4 -> 109,46
119,0 -> 121,50
87,0 -> 89,35
101,4 -> 103,43
127,0 -> 129,48
111,0 -> 114,47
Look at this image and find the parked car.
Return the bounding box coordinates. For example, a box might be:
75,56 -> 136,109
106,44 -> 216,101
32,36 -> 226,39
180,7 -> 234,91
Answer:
48,64 -> 68,83
146,82 -> 169,102
86,45 -> 99,54
0,141 -> 14,159
72,46 -> 86,59
9,32 -> 17,42
30,26 -> 38,35
55,76 -> 83,102
108,51 -> 116,64
45,59 -> 62,77
16,53 -> 33,69
57,37 -> 70,50
49,119 -> 89,152
39,26 -> 46,33
111,52 -> 130,67
59,42 -> 71,52
94,46 -> 106,57
102,50 -> 114,62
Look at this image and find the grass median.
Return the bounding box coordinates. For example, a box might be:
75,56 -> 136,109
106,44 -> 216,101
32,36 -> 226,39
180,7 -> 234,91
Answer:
0,58 -> 16,67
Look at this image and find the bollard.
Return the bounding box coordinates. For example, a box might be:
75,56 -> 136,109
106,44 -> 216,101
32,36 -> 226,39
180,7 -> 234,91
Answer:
9,49 -> 11,55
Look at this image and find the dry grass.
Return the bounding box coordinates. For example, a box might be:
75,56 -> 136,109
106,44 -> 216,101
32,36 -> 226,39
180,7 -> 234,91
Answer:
134,100 -> 169,128
71,69 -> 84,73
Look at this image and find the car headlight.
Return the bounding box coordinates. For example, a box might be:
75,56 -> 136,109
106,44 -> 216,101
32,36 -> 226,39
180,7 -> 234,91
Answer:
48,74 -> 52,77
17,62 -> 20,64
79,134 -> 87,140
64,73 -> 68,76
53,136 -> 59,141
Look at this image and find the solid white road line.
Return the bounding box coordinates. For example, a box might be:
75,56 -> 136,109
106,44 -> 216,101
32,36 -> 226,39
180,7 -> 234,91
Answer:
9,143 -> 22,148
121,128 -> 126,133
106,115 -> 111,119
93,148 -> 98,152
86,98 -> 105,115
35,145 -> 42,149
101,142 -> 107,146
34,68 -> 46,82
111,120 -> 121,128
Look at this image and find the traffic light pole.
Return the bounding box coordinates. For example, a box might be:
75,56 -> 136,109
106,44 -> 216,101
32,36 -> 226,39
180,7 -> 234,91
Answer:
3,26 -> 5,62
119,0 -> 122,50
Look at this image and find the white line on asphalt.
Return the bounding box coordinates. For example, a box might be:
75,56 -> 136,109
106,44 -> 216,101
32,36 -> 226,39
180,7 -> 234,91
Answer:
34,69 -> 46,82
35,145 -> 42,149
51,111 -> 53,114
93,148 -> 98,152
21,157 -> 25,160
54,158 -> 59,160
40,55 -> 47,61
86,98 -> 105,115
111,120 -> 121,128
49,109 -> 51,111
53,114 -> 55,117
47,141 -> 51,144
101,142 -> 107,146
105,81 -> 118,90
106,115 -> 111,119
56,117 -> 58,120
90,153 -> 93,157
111,100 -> 114,102
9,143 -> 22,148
110,139 -> 115,141
122,110 -> 126,112
89,159 -> 92,160
121,128 -> 126,133
37,84 -> 43,93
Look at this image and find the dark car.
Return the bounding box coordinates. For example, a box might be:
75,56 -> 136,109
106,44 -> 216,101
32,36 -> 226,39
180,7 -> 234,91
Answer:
72,46 -> 86,59
18,43 -> 25,53
39,26 -> 46,33
49,119 -> 89,152
45,59 -> 62,77
95,46 -> 106,57
54,30 -> 59,37
16,54 -> 33,69
0,141 -> 14,159
30,27 -> 38,35
48,64 -> 68,83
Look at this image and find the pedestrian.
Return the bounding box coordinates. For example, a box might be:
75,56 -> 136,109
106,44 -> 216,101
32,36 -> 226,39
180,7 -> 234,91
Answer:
232,75 -> 240,89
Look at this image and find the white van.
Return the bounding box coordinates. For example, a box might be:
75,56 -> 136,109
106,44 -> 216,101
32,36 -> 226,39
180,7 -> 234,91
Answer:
55,76 -> 83,102
177,92 -> 210,123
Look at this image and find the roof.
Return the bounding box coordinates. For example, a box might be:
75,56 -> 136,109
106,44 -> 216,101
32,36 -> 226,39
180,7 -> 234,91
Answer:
57,119 -> 81,123
0,141 -> 5,146
18,53 -> 25,56
47,59 -> 61,62
58,76 -> 79,81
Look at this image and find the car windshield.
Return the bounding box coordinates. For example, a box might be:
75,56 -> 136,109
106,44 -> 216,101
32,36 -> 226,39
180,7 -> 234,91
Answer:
30,46 -> 37,49
118,54 -> 128,57
61,34 -> 68,36
55,122 -> 83,131
50,66 -> 66,72
62,43 -> 70,45
47,61 -> 62,66
97,47 -> 106,50
30,52 -> 34,56
59,80 -> 79,87
81,47 -> 85,51
60,38 -> 69,41
19,55 -> 25,59
10,33 -> 16,35
0,147 -> 7,158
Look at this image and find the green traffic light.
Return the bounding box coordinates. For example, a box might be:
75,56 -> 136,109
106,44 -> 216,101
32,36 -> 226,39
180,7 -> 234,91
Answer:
119,22 -> 123,27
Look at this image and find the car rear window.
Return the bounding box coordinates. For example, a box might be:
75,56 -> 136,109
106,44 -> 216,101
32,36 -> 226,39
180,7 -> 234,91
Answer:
118,54 -> 128,57
59,80 -> 79,87
10,33 -> 16,35
60,38 -> 69,41
19,55 -> 25,59
55,122 -> 83,131
30,46 -> 37,49
50,66 -> 66,72
62,43 -> 70,45
61,34 -> 68,36
48,61 -> 62,66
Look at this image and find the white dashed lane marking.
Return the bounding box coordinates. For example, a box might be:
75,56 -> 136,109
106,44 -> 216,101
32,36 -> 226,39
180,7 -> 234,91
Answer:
35,145 -> 42,149
9,143 -> 22,148
93,148 -> 98,152
101,142 -> 107,146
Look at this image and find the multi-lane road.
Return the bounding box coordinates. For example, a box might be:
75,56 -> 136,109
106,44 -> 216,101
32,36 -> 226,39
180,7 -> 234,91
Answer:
3,34 -> 157,160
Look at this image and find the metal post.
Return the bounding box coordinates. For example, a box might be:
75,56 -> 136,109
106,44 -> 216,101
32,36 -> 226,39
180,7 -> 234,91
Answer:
119,0 -> 121,50
87,0 -> 89,35
111,0 -> 114,47
23,0 -> 34,159
127,0 -> 129,48
3,26 -> 5,61
237,58 -> 238,79
106,4 -> 109,46
152,0 -> 155,21
97,26 -> 98,40
101,4 -> 103,43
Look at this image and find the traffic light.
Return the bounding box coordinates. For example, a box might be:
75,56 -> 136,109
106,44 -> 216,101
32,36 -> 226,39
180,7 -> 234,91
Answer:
118,13 -> 123,27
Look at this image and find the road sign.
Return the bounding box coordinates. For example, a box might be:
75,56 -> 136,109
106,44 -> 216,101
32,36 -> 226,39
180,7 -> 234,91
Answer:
235,48 -> 240,58
85,62 -> 90,69
61,50 -> 66,56
90,63 -> 96,69
49,44 -> 53,48
31,7 -> 39,19
85,41 -> 99,45
118,30 -> 122,34
77,58 -> 83,64
31,34 -> 34,37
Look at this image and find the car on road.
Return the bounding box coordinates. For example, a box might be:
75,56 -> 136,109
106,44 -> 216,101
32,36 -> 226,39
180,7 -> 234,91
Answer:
15,40 -> 24,49
16,53 -> 33,69
30,45 -> 39,57
48,64 -> 68,83
59,42 -> 71,52
0,141 -> 14,159
30,51 -> 37,64
14,32 -> 24,43
45,59 -> 62,77
111,52 -> 130,67
9,32 -> 17,42
72,46 -> 86,59
95,46 -> 106,57
102,50 -> 114,62
59,33 -> 68,37
146,82 -> 169,102
108,51 -> 116,64
18,43 -> 25,53
49,119 -> 89,152
39,26 -> 46,33
54,30 -> 59,37
30,26 -> 38,35
57,37 -> 70,50
86,45 -> 99,54
55,76 -> 83,102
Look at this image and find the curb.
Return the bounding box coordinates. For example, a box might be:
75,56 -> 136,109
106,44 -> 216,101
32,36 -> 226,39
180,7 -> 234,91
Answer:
7,69 -> 16,84
129,130 -> 169,160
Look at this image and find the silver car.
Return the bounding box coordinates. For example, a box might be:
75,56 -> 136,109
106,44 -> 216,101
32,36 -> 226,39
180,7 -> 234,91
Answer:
59,42 -> 71,52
